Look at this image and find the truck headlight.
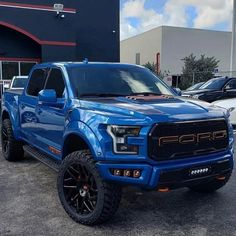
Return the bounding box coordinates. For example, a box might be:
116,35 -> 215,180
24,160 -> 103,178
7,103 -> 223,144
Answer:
107,125 -> 140,154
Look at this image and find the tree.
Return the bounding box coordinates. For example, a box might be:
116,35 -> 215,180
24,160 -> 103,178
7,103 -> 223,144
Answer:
143,62 -> 157,73
142,62 -> 166,79
181,54 -> 220,89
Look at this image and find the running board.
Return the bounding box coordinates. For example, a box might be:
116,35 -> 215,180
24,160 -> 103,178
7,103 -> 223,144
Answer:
23,145 -> 61,172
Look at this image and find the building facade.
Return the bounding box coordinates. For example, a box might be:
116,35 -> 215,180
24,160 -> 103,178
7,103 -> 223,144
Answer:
121,26 -> 231,78
0,0 -> 120,80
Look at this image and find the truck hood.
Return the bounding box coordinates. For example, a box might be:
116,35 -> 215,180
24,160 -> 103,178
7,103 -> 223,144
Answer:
78,95 -> 226,122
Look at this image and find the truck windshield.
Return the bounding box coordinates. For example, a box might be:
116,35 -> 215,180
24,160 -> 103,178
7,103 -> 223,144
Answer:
67,66 -> 173,97
12,77 -> 28,88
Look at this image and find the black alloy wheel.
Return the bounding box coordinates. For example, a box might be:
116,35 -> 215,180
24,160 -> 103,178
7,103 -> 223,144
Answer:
57,150 -> 122,225
63,162 -> 98,215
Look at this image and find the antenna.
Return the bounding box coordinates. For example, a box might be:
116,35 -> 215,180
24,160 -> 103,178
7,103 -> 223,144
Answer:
83,58 -> 89,64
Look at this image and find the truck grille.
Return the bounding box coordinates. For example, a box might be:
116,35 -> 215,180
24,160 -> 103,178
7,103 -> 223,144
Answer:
148,119 -> 229,161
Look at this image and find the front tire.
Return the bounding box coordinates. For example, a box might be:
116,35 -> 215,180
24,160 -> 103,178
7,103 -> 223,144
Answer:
1,119 -> 24,161
189,172 -> 232,193
57,150 -> 122,225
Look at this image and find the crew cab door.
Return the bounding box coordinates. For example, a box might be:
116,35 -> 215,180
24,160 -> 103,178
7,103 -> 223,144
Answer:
224,79 -> 236,99
35,67 -> 67,157
20,68 -> 48,143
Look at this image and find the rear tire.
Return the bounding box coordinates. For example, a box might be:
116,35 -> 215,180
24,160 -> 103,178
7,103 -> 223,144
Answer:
1,119 -> 24,161
189,172 -> 232,193
57,150 -> 122,225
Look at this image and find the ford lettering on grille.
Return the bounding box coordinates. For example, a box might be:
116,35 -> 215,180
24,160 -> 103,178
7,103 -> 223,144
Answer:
148,119 -> 229,161
158,130 -> 227,146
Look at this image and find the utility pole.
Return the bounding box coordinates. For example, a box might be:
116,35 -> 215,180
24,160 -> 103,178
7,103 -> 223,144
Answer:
230,0 -> 236,76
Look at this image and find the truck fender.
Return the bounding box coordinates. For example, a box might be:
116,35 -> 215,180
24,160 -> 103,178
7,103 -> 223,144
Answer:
63,121 -> 104,160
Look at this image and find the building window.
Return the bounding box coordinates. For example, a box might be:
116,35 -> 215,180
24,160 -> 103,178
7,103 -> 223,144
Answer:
20,62 -> 36,76
135,53 -> 141,65
0,61 -> 37,80
2,62 -> 19,80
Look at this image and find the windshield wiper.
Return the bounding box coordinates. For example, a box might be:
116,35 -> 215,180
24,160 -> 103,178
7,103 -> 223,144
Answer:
128,92 -> 163,96
79,93 -> 127,98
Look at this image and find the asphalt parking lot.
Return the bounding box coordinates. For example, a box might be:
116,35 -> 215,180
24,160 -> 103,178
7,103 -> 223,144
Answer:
0,136 -> 235,236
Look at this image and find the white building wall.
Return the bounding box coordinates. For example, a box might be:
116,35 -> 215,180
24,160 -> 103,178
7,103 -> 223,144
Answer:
161,26 -> 231,75
120,26 -> 232,75
120,27 -> 162,66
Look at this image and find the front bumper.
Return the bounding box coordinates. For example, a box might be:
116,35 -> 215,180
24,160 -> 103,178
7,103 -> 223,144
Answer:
96,151 -> 234,190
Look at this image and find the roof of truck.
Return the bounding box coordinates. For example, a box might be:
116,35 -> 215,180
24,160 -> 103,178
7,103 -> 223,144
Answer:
34,62 -> 144,69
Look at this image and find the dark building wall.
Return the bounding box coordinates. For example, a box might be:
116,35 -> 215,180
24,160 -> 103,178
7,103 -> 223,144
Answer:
0,26 -> 41,59
0,0 -> 120,62
76,0 -> 120,62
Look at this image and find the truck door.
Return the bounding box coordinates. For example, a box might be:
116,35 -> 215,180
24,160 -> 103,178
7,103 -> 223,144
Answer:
35,67 -> 67,158
20,68 -> 48,143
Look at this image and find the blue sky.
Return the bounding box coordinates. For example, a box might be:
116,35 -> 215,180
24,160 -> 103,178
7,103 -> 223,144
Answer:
120,0 -> 232,40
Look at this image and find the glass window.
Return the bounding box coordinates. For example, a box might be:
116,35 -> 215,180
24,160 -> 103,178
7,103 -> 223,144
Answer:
12,77 -> 28,88
225,79 -> 236,90
67,66 -> 173,98
2,62 -> 19,80
200,78 -> 227,90
45,68 -> 65,98
27,69 -> 47,96
135,53 -> 140,65
20,62 -> 36,76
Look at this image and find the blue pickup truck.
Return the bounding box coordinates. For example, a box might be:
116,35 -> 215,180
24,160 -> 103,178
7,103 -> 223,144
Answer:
1,62 -> 234,225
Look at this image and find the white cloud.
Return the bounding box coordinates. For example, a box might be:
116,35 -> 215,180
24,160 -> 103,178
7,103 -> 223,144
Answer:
120,0 -> 233,40
192,0 -> 233,29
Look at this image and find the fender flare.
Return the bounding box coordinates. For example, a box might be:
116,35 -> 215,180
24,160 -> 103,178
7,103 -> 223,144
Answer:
62,121 -> 104,160
1,107 -> 19,137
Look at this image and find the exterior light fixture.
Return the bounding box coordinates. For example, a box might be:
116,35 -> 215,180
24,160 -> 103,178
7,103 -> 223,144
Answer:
53,3 -> 64,17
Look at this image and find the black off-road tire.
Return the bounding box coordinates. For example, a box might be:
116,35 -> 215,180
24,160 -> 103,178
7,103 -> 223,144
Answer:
57,150 -> 122,225
189,172 -> 232,193
1,119 -> 24,161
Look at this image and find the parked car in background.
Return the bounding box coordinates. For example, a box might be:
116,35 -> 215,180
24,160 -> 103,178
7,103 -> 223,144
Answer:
182,77 -> 236,102
8,76 -> 28,90
185,82 -> 205,91
212,98 -> 236,129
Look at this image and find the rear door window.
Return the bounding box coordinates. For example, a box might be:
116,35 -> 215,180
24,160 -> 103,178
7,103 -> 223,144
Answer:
27,69 -> 47,96
225,79 -> 236,90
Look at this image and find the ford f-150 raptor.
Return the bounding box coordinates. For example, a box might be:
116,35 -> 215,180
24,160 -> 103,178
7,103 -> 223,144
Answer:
1,62 -> 234,225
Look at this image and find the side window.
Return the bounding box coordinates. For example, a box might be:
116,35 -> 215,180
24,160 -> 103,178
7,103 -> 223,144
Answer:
45,68 -> 65,98
225,79 -> 236,90
27,69 -> 47,96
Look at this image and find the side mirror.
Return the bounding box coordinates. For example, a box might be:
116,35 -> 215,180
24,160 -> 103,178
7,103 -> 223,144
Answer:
172,87 -> 182,96
38,89 -> 57,105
